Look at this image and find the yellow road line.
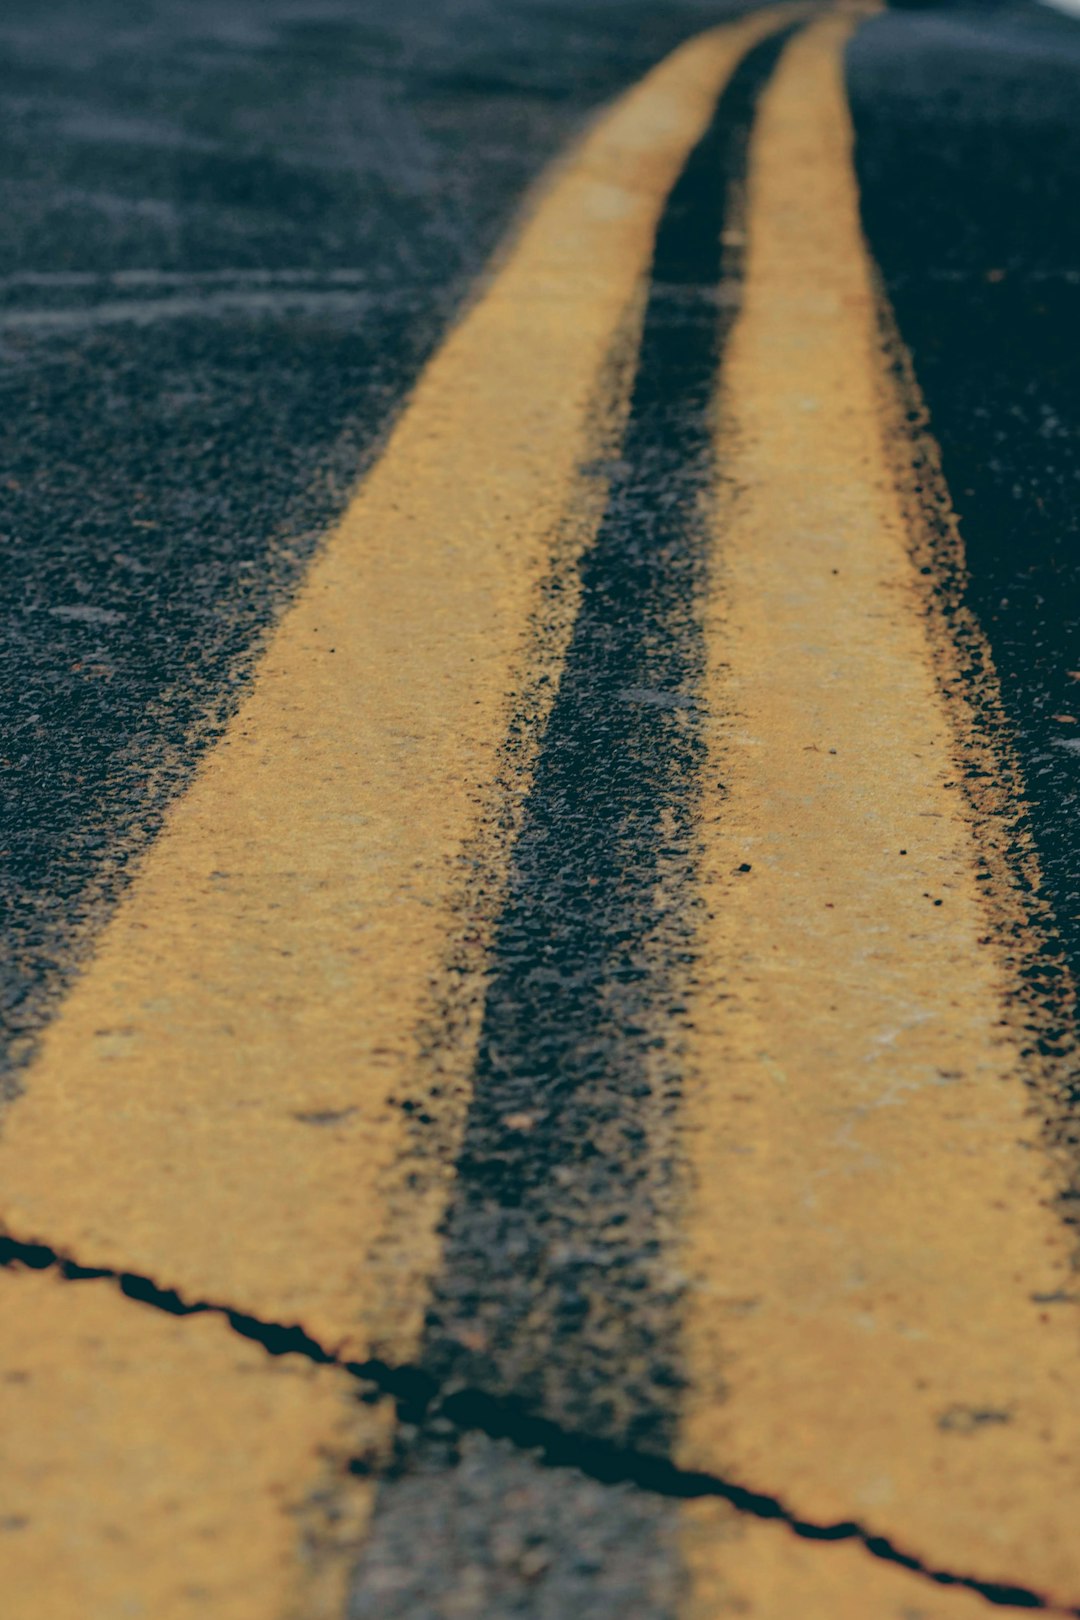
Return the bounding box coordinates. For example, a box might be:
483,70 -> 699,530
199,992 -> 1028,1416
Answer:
0,1264 -> 390,1620
0,4 -> 794,1354
677,7 -> 1080,1607
680,1501 -> 998,1620
0,13 -> 800,1617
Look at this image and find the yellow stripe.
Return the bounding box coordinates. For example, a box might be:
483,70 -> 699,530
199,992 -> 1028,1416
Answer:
0,1265 -> 390,1620
677,7 -> 1080,1607
680,1502 -> 997,1620
0,4 -> 794,1352
0,14 -> 800,1617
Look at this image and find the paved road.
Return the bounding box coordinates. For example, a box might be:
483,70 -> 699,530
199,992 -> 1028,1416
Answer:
2,2 -> 1080,1617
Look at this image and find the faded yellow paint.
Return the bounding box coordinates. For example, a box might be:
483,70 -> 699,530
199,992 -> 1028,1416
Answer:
680,1500 -> 998,1620
0,1264 -> 388,1620
0,7 -> 797,1367
679,8 -> 1080,1607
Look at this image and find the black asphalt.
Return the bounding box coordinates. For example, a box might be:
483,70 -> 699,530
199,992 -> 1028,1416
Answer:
419,24 -> 791,1456
0,0 -> 748,1099
3,0 -> 1080,1614
848,0 -> 1080,1161
350,32 -> 791,1614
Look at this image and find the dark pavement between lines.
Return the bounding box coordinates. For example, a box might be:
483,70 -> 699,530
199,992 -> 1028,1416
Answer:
349,7 -> 1080,1612
2,1 -> 1080,1615
0,0 -> 747,1097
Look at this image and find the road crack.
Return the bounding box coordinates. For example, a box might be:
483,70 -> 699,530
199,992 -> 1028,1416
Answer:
0,1230 -> 1070,1614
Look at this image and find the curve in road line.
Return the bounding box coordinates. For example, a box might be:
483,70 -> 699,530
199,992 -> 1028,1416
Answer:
0,0 -> 798,1352
347,25 -> 804,1615
677,8 -> 1080,1610
0,10 -> 801,1618
413,16 -> 797,1460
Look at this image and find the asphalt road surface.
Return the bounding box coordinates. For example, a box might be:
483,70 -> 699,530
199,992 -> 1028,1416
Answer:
2,2 -> 1080,1617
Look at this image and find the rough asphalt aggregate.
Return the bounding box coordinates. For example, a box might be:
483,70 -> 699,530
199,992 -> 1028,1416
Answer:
2,0 -> 1079,1613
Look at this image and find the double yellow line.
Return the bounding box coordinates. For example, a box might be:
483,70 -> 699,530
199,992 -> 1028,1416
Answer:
2,7 -> 1079,1618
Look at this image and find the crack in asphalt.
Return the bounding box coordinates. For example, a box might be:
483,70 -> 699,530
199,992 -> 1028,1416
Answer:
0,1231 -> 1067,1615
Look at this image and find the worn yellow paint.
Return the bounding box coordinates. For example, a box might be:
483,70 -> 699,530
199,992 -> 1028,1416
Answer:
0,6 -> 797,1367
0,1263 -> 388,1620
679,1501 -> 997,1620
678,7 -> 1080,1607
0,15 -> 809,1617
